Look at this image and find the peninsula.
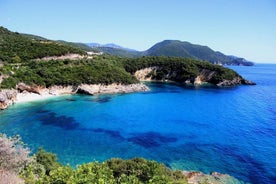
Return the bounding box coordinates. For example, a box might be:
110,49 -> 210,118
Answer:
0,27 -> 255,110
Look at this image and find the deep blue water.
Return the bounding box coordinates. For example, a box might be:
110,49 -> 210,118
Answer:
0,64 -> 275,183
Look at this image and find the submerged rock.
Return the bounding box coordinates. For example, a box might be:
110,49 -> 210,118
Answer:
182,171 -> 243,184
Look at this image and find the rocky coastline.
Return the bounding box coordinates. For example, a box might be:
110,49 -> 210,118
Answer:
134,67 -> 256,87
0,83 -> 149,110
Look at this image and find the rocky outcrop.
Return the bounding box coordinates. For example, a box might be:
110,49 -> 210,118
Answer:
133,67 -> 256,87
182,171 -> 243,184
189,69 -> 215,86
134,67 -> 157,81
34,54 -> 93,61
242,79 -> 256,85
17,83 -> 42,94
217,77 -> 256,87
0,90 -> 17,110
77,83 -> 149,95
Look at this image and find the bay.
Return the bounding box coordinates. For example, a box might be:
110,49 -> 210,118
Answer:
0,64 -> 275,183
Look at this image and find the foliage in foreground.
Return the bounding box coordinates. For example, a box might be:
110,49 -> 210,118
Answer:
0,134 -> 31,183
0,134 -> 187,184
24,156 -> 187,184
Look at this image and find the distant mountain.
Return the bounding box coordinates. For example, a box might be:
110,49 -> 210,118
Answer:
86,43 -> 141,58
86,43 -> 136,51
88,40 -> 253,66
57,40 -> 95,51
144,40 -> 253,66
94,47 -> 141,58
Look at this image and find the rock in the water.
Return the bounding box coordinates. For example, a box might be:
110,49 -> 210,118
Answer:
182,170 -> 244,184
217,77 -> 256,87
242,79 -> 256,85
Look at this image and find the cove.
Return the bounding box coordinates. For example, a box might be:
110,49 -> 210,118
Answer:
0,64 -> 275,184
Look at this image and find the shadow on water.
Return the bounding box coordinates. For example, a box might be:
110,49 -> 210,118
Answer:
77,128 -> 178,149
92,128 -> 124,140
84,96 -> 112,103
37,110 -> 79,130
127,131 -> 178,148
66,98 -> 77,101
93,96 -> 112,103
143,82 -> 239,95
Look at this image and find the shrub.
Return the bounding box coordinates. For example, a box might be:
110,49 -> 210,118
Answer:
34,147 -> 62,175
0,169 -> 24,184
0,134 -> 31,173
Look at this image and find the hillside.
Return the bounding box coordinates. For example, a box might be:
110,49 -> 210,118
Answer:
94,47 -> 141,58
145,40 -> 254,66
0,27 -> 255,91
57,40 -> 96,52
89,40 -> 254,66
0,26 -> 86,63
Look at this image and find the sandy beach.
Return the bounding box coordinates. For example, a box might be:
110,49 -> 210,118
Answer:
15,92 -> 60,103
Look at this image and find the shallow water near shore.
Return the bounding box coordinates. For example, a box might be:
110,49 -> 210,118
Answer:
1,64 -> 275,183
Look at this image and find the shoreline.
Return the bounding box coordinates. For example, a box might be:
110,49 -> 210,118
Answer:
0,83 -> 150,110
15,92 -> 70,104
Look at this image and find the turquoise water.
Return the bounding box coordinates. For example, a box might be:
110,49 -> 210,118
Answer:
0,64 -> 275,183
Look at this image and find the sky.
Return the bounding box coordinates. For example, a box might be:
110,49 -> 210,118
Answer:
0,0 -> 276,63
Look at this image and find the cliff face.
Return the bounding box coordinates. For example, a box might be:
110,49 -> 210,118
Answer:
0,89 -> 17,110
134,67 -> 256,87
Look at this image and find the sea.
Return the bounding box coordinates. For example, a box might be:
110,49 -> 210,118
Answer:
0,64 -> 275,184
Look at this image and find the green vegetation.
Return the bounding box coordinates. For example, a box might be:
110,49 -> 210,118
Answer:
0,26 -> 85,63
91,40 -> 254,66
0,133 -> 187,183
95,47 -> 142,58
0,56 -> 138,89
0,26 -> 247,90
0,54 -> 242,89
27,156 -> 187,184
144,40 -> 254,66
57,40 -> 97,52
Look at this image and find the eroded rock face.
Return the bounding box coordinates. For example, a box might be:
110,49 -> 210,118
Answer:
134,67 -> 158,81
216,77 -> 256,87
17,83 -> 42,94
134,67 -> 256,87
78,83 -> 149,95
0,89 -> 17,110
